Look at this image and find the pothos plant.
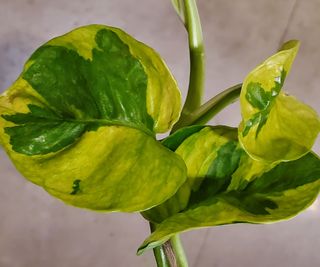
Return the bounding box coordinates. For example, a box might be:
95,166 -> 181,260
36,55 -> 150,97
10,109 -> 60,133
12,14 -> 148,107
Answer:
0,0 -> 319,266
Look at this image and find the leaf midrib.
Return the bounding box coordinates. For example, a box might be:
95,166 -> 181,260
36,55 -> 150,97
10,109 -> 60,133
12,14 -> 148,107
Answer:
8,115 -> 156,138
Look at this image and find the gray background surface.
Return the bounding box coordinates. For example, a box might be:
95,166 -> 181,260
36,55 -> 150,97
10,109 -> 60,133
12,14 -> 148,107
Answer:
0,0 -> 319,266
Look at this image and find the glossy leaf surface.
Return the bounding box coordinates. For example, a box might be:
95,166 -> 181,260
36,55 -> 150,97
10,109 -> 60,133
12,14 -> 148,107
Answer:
142,125 -> 216,223
138,126 -> 320,254
0,25 -> 186,212
239,40 -> 320,163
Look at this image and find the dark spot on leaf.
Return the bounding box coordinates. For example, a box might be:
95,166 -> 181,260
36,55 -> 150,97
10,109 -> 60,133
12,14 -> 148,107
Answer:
70,179 -> 82,195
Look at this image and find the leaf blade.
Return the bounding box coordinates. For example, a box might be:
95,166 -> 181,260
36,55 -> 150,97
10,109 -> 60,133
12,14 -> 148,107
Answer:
139,127 -> 320,253
239,40 -> 320,163
0,25 -> 186,212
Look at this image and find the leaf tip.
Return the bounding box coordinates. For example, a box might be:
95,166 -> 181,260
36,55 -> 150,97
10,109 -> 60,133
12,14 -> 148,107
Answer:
279,39 -> 300,51
137,238 -> 168,255
136,243 -> 149,256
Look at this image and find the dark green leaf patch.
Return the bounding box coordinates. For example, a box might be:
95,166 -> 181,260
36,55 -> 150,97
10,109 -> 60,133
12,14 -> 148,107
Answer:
4,29 -> 154,155
245,82 -> 272,110
246,152 -> 320,194
3,104 -> 87,155
162,125 -> 205,151
242,70 -> 286,137
206,141 -> 243,179
139,152 -> 320,253
188,141 -> 243,206
222,192 -> 278,215
192,152 -> 320,216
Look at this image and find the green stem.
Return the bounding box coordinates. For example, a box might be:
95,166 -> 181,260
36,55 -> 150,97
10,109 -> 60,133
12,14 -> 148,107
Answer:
150,224 -> 188,267
150,223 -> 170,267
180,0 -> 205,116
171,235 -> 189,267
153,246 -> 170,267
149,1 -> 203,267
172,83 -> 242,131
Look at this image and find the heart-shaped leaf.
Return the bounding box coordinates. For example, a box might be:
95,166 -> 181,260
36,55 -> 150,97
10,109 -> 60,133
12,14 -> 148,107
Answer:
239,40 -> 320,163
138,126 -> 320,254
0,25 -> 186,212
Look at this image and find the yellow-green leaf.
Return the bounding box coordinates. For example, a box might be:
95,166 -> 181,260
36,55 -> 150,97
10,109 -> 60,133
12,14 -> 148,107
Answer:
239,40 -> 320,163
142,126 -> 240,223
138,127 -> 320,254
0,25 -> 186,212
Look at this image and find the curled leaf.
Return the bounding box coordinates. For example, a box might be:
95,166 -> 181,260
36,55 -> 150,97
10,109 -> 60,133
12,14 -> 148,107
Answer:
239,40 -> 320,163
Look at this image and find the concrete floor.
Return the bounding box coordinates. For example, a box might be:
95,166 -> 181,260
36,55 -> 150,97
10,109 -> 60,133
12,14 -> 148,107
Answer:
0,0 -> 319,266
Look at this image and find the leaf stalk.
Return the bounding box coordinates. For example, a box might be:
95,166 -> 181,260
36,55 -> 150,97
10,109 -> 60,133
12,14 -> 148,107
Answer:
172,83 -> 242,131
178,0 -> 205,118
